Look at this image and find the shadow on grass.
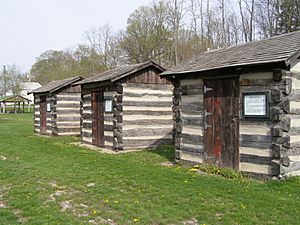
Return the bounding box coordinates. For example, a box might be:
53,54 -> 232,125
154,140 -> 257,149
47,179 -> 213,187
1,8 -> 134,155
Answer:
148,144 -> 175,162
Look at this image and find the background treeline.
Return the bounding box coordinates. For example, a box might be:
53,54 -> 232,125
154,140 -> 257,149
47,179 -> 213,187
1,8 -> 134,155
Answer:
30,0 -> 300,84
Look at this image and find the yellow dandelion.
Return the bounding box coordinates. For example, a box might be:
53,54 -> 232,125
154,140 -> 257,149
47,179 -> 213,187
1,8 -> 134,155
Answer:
133,218 -> 139,223
92,210 -> 97,214
103,199 -> 109,203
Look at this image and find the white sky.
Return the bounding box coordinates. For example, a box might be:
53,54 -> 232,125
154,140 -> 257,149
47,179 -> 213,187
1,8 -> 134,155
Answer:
0,0 -> 152,73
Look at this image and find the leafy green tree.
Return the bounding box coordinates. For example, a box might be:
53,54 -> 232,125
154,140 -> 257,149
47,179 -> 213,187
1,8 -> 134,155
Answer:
119,1 -> 173,66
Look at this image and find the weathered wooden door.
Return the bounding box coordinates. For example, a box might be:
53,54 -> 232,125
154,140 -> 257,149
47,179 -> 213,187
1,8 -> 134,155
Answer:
40,95 -> 47,134
203,77 -> 239,169
92,91 -> 105,146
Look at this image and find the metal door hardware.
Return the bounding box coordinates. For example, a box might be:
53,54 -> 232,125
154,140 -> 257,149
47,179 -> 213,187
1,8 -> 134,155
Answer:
204,110 -> 212,117
204,122 -> 212,129
204,85 -> 212,94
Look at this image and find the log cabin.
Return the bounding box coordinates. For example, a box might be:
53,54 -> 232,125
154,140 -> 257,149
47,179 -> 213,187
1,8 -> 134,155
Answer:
76,61 -> 173,150
31,76 -> 82,136
161,31 -> 300,177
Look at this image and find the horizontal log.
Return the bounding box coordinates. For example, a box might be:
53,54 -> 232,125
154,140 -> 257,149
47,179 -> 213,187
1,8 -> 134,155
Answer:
56,96 -> 81,101
123,110 -> 172,116
57,128 -> 80,133
288,90 -> 300,101
123,106 -> 172,112
123,101 -> 172,107
123,138 -> 172,148
57,116 -> 81,122
289,101 -> 300,114
240,134 -> 272,142
124,92 -> 172,98
123,82 -> 172,90
82,131 -> 92,138
181,84 -> 203,95
56,109 -> 80,114
83,106 -> 91,111
182,133 -> 203,143
123,95 -> 172,102
239,162 -> 272,175
182,116 -> 204,127
181,101 -> 203,113
123,128 -> 172,137
182,142 -> 204,154
105,136 -> 114,143
240,140 -> 272,149
82,95 -> 91,102
240,124 -> 270,135
123,119 -> 173,126
240,154 -> 272,165
240,146 -> 272,157
177,150 -> 205,164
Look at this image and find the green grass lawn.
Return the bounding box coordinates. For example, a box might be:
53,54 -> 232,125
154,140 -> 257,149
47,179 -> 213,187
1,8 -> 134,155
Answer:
0,114 -> 299,225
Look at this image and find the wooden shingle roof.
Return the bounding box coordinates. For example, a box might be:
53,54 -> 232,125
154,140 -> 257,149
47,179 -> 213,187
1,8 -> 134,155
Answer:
31,76 -> 82,94
77,61 -> 165,85
161,31 -> 300,76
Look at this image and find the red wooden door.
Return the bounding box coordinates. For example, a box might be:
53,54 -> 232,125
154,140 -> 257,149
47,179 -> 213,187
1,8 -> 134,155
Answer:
203,78 -> 239,169
40,95 -> 47,134
92,91 -> 104,146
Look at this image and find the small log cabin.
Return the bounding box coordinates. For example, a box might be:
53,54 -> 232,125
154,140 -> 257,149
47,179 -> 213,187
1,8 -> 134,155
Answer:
161,31 -> 300,177
76,61 -> 173,150
31,76 -> 82,136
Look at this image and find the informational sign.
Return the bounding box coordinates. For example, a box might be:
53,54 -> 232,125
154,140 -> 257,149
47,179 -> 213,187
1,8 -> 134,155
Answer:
105,99 -> 113,112
46,103 -> 51,112
243,93 -> 267,117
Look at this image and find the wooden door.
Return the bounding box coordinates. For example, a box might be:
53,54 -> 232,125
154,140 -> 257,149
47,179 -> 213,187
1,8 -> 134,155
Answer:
203,77 -> 239,169
40,95 -> 47,134
92,91 -> 104,146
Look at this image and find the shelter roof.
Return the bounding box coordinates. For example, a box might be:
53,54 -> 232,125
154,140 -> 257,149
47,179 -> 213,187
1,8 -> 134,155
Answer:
161,31 -> 300,76
0,95 -> 31,103
30,76 -> 82,94
77,61 -> 165,85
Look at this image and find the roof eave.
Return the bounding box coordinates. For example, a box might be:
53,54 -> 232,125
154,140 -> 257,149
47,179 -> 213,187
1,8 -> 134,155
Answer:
111,61 -> 165,82
49,77 -> 83,93
160,59 -> 288,77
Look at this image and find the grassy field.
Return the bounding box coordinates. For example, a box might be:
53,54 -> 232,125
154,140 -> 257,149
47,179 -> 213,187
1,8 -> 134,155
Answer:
0,114 -> 299,225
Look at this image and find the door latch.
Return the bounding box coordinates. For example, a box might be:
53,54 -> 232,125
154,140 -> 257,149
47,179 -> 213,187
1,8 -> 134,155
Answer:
204,122 -> 212,129
204,110 -> 212,117
204,85 -> 212,94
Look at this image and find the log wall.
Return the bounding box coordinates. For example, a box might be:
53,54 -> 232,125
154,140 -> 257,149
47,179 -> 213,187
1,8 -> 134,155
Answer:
122,83 -> 173,150
174,78 -> 205,163
239,72 -> 279,176
280,62 -> 300,176
174,66 -> 300,177
33,86 -> 81,136
33,94 -> 54,135
54,93 -> 81,136
81,88 -> 116,148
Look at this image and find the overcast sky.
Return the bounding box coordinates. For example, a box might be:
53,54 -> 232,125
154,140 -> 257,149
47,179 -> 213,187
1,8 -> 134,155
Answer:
0,0 -> 152,73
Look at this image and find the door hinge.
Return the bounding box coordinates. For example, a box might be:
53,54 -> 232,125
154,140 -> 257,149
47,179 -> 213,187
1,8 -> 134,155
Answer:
204,122 -> 212,130
204,85 -> 212,94
204,110 -> 212,117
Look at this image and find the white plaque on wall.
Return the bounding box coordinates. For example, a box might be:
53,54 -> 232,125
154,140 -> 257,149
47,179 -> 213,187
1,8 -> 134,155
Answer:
243,94 -> 267,116
105,99 -> 112,112
46,103 -> 51,112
